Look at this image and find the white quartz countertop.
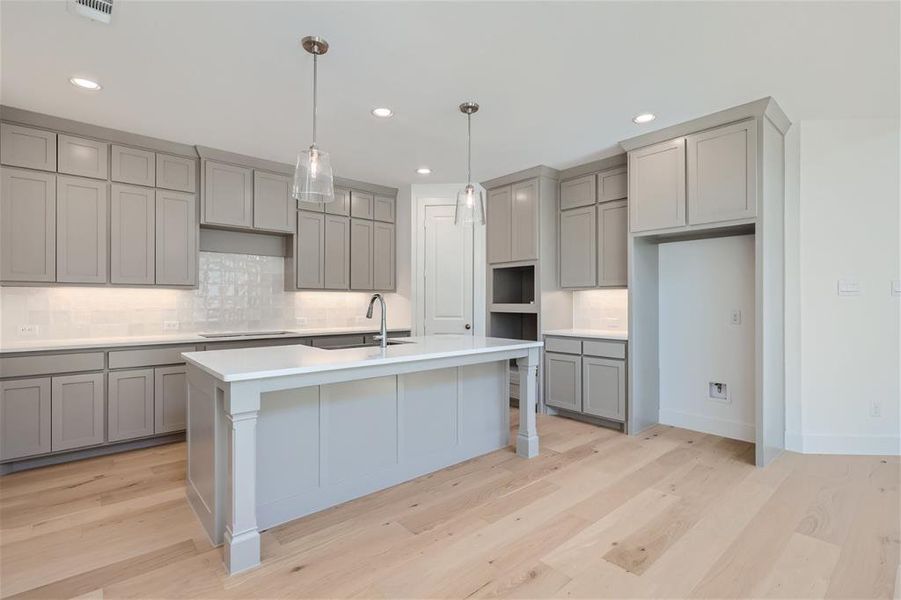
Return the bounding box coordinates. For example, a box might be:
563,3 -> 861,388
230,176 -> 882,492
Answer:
0,326 -> 411,354
542,328 -> 628,341
182,335 -> 543,382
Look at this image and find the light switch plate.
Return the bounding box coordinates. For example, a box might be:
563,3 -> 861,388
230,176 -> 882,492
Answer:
17,324 -> 39,337
892,280 -> 901,297
837,279 -> 861,296
730,310 -> 742,325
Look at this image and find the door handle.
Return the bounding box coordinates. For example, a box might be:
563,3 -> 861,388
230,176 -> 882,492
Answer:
465,324 -> 471,330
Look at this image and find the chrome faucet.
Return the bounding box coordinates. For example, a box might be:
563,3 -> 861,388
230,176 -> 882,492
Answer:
366,293 -> 388,348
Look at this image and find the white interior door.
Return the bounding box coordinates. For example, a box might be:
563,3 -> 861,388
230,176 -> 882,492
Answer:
423,204 -> 473,335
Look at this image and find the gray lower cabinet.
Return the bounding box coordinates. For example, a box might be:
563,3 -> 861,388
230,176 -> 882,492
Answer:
324,214 -> 350,289
350,218 -> 374,290
0,167 -> 56,282
628,138 -> 686,233
56,175 -> 108,283
203,160 -> 253,228
108,369 -> 155,442
111,145 -> 155,187
155,189 -> 197,286
296,211 -> 325,288
559,205 -> 596,288
1,123 -> 56,171
544,352 -> 581,412
373,221 -> 395,290
253,170 -> 293,233
0,377 -> 51,461
154,366 -> 186,434
58,135 -> 108,180
597,200 -> 628,287
51,373 -> 104,452
111,184 -> 155,285
582,356 -> 626,421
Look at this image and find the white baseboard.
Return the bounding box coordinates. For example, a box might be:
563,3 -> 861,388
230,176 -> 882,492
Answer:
791,433 -> 900,456
658,408 -> 755,443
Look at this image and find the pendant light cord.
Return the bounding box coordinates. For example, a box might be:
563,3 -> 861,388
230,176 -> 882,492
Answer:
467,113 -> 472,184
312,54 -> 318,147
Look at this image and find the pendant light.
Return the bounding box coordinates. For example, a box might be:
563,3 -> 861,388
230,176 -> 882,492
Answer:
455,101 -> 485,226
293,35 -> 335,204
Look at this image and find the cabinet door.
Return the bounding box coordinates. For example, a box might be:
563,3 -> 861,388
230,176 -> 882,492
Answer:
155,189 -> 197,286
373,195 -> 396,222
57,176 -> 108,283
325,187 -> 350,216
253,170 -> 293,232
154,366 -> 186,434
545,352 -> 581,412
486,186 -> 512,264
324,215 -> 350,289
373,221 -> 395,290
350,218 -> 374,290
582,356 -> 625,422
111,184 -> 155,285
203,161 -> 253,228
1,123 -> 56,171
156,154 -> 197,193
687,120 -> 757,225
560,174 -> 596,210
108,369 -> 154,442
511,179 -> 538,261
559,205 -> 596,288
0,377 -> 51,461
629,138 -> 686,232
51,373 -> 104,451
350,190 -> 374,219
0,167 -> 56,282
58,135 -> 108,180
296,211 -> 325,289
597,200 -> 628,287
598,167 -> 627,202
111,145 -> 155,187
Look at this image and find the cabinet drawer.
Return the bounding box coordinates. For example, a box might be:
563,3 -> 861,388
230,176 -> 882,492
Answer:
0,352 -> 104,378
108,345 -> 195,369
544,337 -> 581,355
582,340 -> 626,359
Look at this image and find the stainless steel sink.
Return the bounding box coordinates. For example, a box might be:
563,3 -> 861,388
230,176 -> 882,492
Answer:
198,331 -> 294,339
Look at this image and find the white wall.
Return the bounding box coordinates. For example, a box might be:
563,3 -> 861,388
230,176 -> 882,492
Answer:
658,235 -> 757,442
787,119 -> 900,455
572,289 -> 628,332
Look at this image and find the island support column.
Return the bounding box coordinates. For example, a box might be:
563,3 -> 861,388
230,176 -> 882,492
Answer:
516,347 -> 540,458
223,380 -> 262,575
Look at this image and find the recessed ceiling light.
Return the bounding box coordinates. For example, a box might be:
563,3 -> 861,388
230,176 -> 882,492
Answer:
69,76 -> 102,91
416,167 -> 432,175
633,112 -> 656,124
371,107 -> 394,118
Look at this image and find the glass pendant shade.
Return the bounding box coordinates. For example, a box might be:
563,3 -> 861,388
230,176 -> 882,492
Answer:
455,183 -> 485,225
293,145 -> 334,203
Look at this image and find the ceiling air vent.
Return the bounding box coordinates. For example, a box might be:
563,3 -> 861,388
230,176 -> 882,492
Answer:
67,0 -> 113,24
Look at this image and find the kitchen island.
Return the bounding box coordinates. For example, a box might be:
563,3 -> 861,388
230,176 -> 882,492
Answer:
181,335 -> 542,574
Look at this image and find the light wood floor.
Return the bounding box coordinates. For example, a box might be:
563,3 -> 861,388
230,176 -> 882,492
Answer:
0,411 -> 898,599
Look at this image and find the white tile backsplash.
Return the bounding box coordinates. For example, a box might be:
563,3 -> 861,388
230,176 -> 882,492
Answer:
572,289 -> 629,330
0,252 -> 409,343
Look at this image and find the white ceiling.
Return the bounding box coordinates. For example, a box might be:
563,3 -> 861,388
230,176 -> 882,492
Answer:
1,1 -> 898,188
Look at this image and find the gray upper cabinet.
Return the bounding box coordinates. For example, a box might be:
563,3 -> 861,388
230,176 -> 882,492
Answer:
373,221 -> 395,291
108,369 -> 154,442
511,179 -> 538,261
687,120 -> 757,225
111,184 -> 155,285
155,366 -> 186,434
373,195 -> 396,223
57,135 -> 109,180
560,174 -> 596,210
325,187 -> 350,216
324,215 -> 350,289
350,218 -> 374,290
1,167 -> 56,282
559,205 -> 597,288
0,377 -> 51,461
582,356 -> 625,422
296,211 -> 325,289
350,190 -> 374,219
156,153 -> 197,193
51,373 -> 105,452
545,352 -> 582,413
155,189 -> 197,286
598,167 -> 627,203
298,197 -> 324,213
629,138 -> 686,233
56,175 -> 108,284
111,145 -> 155,187
203,161 -> 253,228
487,186 -> 512,264
252,170 -> 293,233
597,200 -> 628,287
1,123 -> 57,171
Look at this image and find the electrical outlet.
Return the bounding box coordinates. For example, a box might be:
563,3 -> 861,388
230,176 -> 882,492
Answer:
163,321 -> 179,331
709,382 -> 729,402
17,324 -> 39,337
730,310 -> 742,325
837,279 -> 861,296
295,317 -> 308,326
870,401 -> 882,418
